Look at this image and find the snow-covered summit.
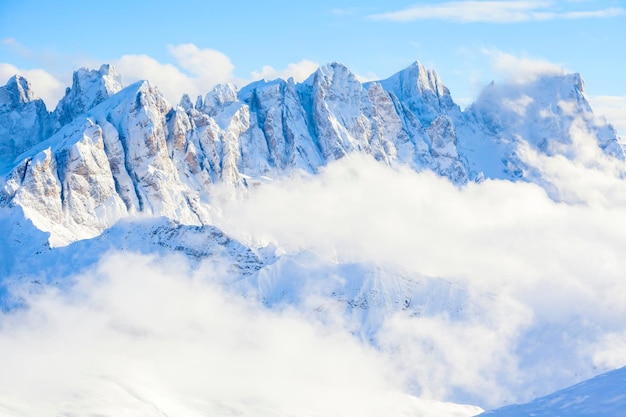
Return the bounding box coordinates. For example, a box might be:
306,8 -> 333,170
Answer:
202,82 -> 238,116
54,64 -> 123,127
0,75 -> 39,105
377,61 -> 460,125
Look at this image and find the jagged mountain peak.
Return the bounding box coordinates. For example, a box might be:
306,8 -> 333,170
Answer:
305,62 -> 359,86
468,70 -> 599,140
0,75 -> 52,169
378,60 -> 458,125
397,61 -> 446,94
202,82 -> 238,116
1,75 -> 39,106
237,77 -> 286,104
458,70 -> 624,180
303,62 -> 364,106
54,64 -> 124,127
1,60 -> 623,244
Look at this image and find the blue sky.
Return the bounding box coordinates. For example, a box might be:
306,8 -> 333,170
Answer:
1,0 -> 624,132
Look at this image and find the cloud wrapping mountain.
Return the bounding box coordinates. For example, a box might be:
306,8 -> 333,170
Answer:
1,60 -> 626,414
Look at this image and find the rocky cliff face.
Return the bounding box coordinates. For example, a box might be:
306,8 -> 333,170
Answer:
0,61 -> 622,245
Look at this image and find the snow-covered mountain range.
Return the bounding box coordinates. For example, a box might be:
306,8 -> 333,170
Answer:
1,61 -> 621,245
1,61 -> 625,416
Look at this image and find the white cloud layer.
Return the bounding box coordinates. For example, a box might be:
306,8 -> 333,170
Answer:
369,1 -> 625,23
0,253 -> 481,417
589,95 -> 626,138
209,135 -> 626,405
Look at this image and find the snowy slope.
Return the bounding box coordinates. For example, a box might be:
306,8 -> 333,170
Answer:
480,366 -> 626,417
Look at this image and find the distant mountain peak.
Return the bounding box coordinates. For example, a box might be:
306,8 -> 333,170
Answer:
1,74 -> 39,107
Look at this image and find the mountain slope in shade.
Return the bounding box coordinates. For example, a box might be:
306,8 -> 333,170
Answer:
480,366 -> 626,417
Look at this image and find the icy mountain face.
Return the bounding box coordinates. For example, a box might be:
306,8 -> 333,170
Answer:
0,75 -> 52,168
461,73 -> 624,179
480,366 -> 626,417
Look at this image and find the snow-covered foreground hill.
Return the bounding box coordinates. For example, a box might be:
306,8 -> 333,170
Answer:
1,61 -> 626,416
480,366 -> 626,416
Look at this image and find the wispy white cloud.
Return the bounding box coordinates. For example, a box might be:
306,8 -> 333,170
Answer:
482,48 -> 566,83
1,38 -> 33,58
108,44 -> 240,105
250,59 -> 320,83
109,45 -> 320,104
561,7 -> 625,18
1,40 -> 322,107
589,95 -> 626,137
368,1 -> 625,23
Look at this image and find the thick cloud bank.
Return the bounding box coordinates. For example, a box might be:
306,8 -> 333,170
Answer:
3,131 -> 626,412
0,253 -> 482,417
212,149 -> 626,406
